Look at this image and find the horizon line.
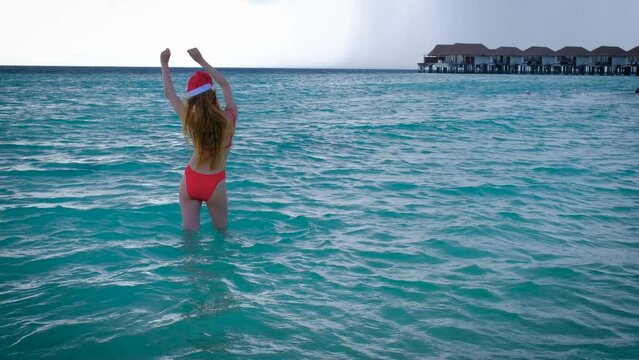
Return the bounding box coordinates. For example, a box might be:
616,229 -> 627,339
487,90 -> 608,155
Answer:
0,64 -> 415,71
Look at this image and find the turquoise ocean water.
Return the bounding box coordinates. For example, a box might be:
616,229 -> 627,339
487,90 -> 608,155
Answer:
1,66 -> 638,359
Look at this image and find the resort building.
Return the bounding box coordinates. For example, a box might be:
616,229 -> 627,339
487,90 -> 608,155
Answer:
424,43 -> 491,73
488,47 -> 526,74
555,46 -> 591,74
521,46 -> 557,74
418,43 -> 639,75
590,46 -> 632,75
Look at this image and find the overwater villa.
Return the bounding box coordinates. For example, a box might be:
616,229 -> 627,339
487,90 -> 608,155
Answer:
418,43 -> 639,75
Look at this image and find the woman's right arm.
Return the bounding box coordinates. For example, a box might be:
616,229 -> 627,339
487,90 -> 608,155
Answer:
161,48 -> 184,117
187,48 -> 237,115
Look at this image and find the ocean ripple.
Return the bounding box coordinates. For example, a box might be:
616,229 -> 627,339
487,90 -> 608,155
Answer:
1,68 -> 639,358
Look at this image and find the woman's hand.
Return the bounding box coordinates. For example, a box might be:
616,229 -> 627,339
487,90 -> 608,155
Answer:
161,48 -> 171,65
187,48 -> 205,64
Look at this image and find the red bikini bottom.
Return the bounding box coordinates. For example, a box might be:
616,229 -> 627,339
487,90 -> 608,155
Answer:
184,165 -> 226,202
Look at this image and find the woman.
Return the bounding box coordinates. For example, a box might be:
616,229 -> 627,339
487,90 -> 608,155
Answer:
161,48 -> 238,231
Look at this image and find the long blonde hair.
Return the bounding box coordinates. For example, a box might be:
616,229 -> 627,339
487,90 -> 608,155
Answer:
181,90 -> 231,169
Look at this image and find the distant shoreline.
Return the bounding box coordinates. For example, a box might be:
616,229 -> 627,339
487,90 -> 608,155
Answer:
419,43 -> 639,76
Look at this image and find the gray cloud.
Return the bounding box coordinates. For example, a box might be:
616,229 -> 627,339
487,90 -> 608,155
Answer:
340,0 -> 639,69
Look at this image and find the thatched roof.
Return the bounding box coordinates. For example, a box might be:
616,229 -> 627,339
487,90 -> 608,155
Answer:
428,44 -> 455,56
590,46 -> 628,57
522,46 -> 557,56
451,43 -> 491,55
628,46 -> 639,56
555,46 -> 591,56
428,43 -> 491,56
425,44 -> 639,57
489,46 -> 525,56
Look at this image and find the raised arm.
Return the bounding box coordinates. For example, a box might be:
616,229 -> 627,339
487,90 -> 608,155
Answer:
160,48 -> 184,117
187,48 -> 237,113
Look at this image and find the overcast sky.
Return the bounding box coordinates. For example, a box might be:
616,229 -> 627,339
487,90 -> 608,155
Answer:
1,0 -> 637,69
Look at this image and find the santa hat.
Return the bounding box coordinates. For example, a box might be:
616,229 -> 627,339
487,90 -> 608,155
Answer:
187,70 -> 214,98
